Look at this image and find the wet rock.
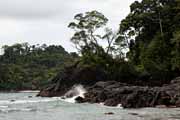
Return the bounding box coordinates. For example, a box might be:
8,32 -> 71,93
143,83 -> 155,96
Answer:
75,96 -> 85,103
37,60 -> 180,109
171,77 -> 180,84
175,99 -> 180,107
84,77 -> 180,108
129,113 -> 139,116
10,100 -> 15,102
104,112 -> 114,115
37,90 -> 51,97
104,98 -> 120,107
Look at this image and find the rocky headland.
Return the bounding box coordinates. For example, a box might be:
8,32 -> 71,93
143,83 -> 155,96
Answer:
37,62 -> 180,108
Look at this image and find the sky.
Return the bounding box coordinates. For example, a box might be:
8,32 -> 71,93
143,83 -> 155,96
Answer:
0,0 -> 137,52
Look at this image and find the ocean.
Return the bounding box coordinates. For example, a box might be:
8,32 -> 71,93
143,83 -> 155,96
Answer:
0,91 -> 180,120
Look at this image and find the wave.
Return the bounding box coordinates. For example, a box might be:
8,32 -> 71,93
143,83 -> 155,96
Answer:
0,107 -> 37,113
0,105 -> 8,108
0,85 -> 86,106
0,97 -> 61,105
99,102 -> 123,108
18,90 -> 40,93
62,85 -> 86,103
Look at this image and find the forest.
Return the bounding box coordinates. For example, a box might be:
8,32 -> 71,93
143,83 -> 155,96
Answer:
66,0 -> 180,85
0,43 -> 78,90
0,0 -> 180,91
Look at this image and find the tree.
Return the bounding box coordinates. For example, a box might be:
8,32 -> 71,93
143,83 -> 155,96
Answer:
68,10 -> 108,55
171,30 -> 180,72
0,43 -> 79,90
118,0 -> 180,80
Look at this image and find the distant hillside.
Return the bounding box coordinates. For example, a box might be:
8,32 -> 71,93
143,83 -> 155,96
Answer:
0,43 -> 79,90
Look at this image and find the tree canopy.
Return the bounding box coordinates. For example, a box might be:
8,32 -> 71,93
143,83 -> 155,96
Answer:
118,0 -> 180,81
0,0 -> 180,90
0,43 -> 78,90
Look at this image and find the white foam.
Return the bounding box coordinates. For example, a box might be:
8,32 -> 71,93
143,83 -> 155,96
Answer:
98,102 -> 123,108
117,104 -> 122,108
18,90 -> 40,93
0,108 -> 36,113
63,85 -> 86,103
62,96 -> 77,103
0,106 -> 8,108
0,97 -> 61,105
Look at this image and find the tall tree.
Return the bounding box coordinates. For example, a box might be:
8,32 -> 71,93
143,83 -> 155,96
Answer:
118,0 -> 180,80
68,10 -> 108,55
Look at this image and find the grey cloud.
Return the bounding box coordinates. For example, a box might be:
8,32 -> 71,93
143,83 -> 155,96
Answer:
0,0 -> 72,19
0,0 -> 137,52
0,0 -> 135,19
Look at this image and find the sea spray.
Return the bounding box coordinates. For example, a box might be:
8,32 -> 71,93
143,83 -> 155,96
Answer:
63,85 -> 86,103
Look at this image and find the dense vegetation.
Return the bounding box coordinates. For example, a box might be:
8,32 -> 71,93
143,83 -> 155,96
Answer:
119,0 -> 180,83
0,0 -> 180,91
68,0 -> 180,85
38,0 -> 180,108
0,43 -> 78,90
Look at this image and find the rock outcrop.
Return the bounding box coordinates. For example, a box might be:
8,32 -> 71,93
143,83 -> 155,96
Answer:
37,61 -> 107,97
37,62 -> 180,108
83,77 -> 180,108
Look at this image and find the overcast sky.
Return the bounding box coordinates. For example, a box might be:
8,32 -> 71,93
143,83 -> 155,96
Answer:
0,0 -> 137,52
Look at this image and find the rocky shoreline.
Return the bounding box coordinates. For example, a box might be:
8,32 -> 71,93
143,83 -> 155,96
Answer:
37,63 -> 180,108
82,78 -> 180,108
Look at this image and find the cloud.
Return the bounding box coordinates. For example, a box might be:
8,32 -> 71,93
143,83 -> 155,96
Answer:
0,0 -> 137,52
0,0 -> 65,19
0,0 -> 135,19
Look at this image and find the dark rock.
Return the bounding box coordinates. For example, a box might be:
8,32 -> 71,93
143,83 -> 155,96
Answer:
171,77 -> 180,84
104,112 -> 114,115
38,61 -> 107,97
84,77 -> 180,108
37,60 -> 180,109
97,91 -> 107,102
129,113 -> 139,116
104,98 -> 120,106
75,96 -> 85,103
175,99 -> 180,107
121,88 -> 155,108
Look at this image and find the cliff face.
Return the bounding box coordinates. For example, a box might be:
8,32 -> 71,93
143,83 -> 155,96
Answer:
37,62 -> 180,108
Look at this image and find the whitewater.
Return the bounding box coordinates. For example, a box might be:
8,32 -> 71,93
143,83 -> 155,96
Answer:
0,89 -> 180,120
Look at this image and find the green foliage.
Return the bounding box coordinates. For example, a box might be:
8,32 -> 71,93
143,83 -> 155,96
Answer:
108,60 -> 138,81
1,1 -> 179,90
0,43 -> 79,90
69,10 -> 128,72
118,0 -> 180,81
68,10 -> 108,52
171,30 -> 180,71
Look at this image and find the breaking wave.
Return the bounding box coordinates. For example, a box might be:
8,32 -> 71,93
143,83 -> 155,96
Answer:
62,85 -> 86,103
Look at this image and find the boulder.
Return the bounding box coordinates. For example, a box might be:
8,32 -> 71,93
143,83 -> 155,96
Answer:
104,112 -> 114,115
75,96 -> 85,103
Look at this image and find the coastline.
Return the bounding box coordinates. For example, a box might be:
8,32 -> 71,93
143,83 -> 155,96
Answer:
37,64 -> 180,108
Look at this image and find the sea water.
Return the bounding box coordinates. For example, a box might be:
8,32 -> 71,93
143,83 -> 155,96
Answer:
0,91 -> 180,120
